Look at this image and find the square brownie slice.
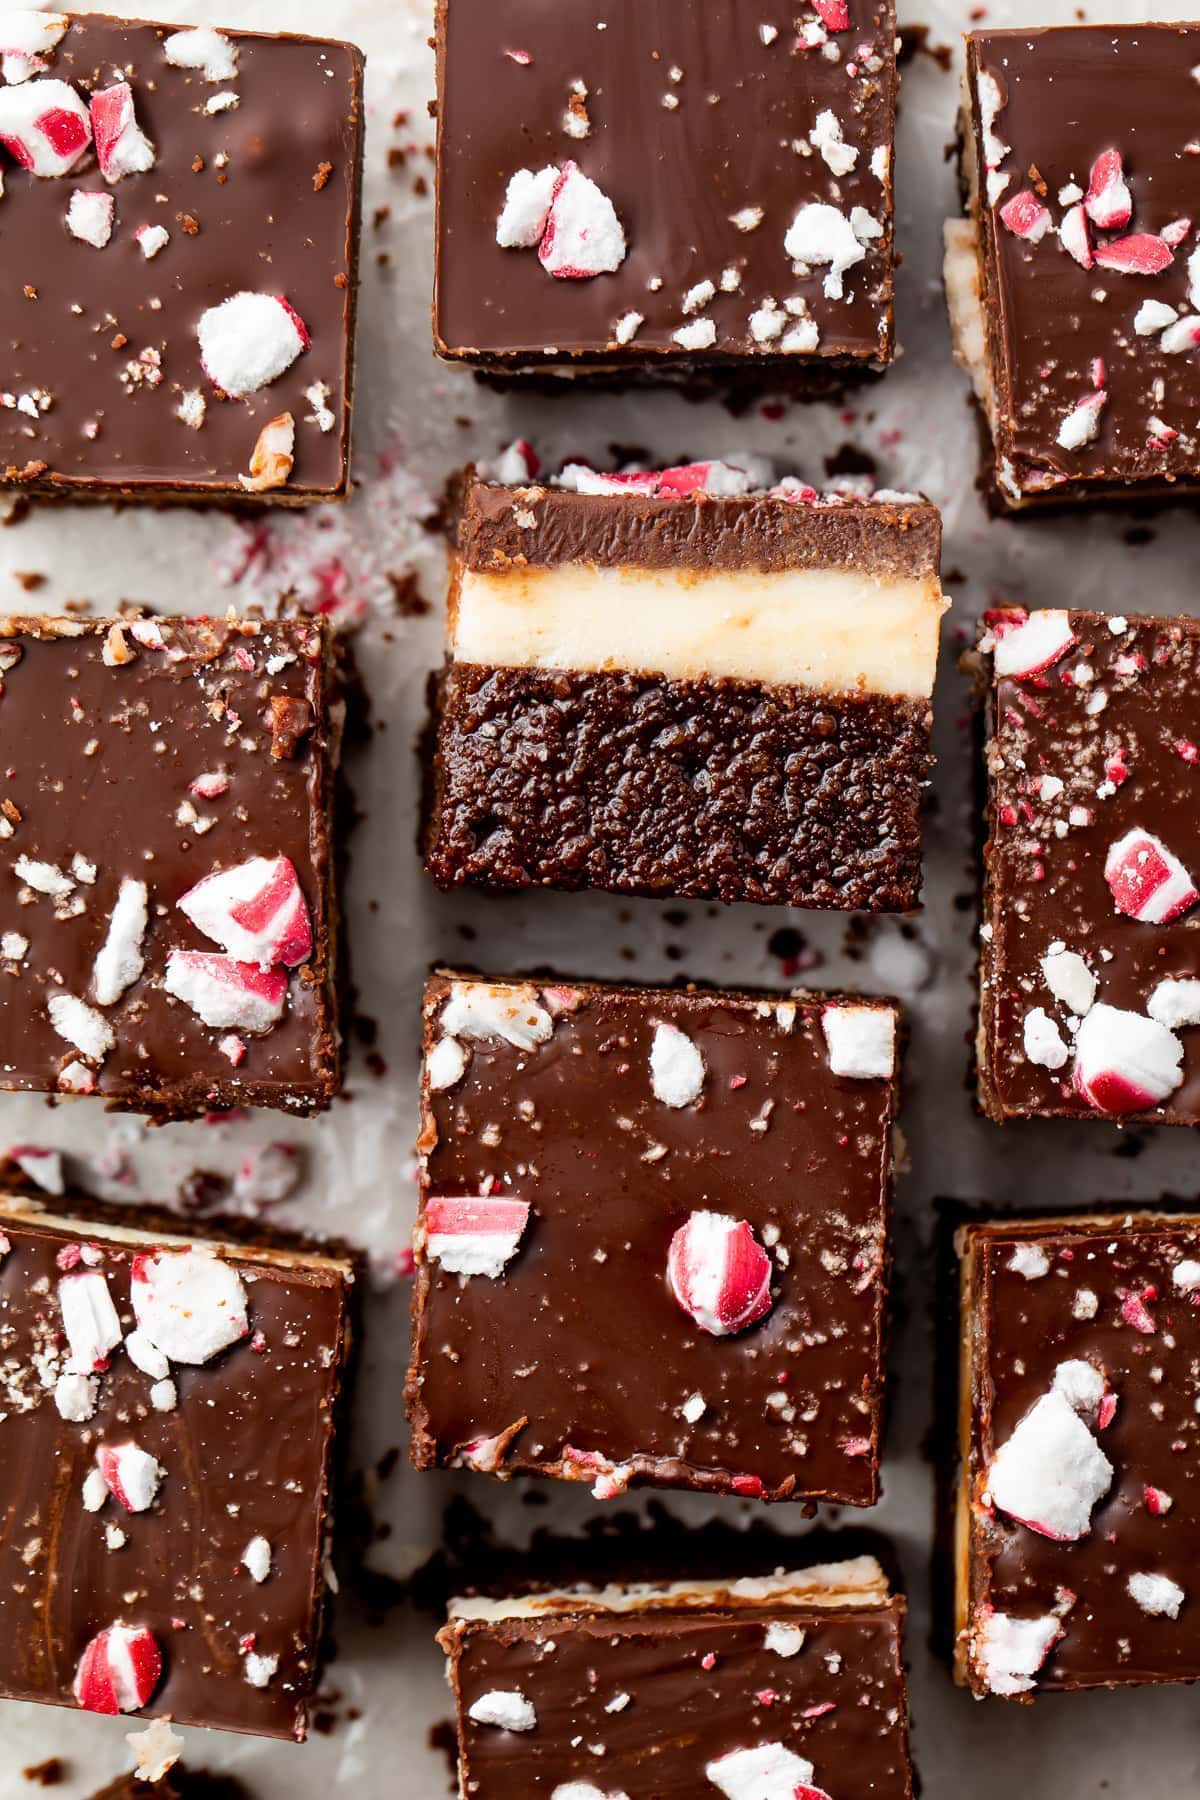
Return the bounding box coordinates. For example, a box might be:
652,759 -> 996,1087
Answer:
434,0 -> 897,385
957,1212 -> 1200,1698
0,1196 -> 353,1739
440,1558 -> 914,1798
978,606 -> 1200,1127
407,972 -> 900,1506
425,475 -> 946,910
0,614 -> 340,1116
0,10 -> 363,501
946,24 -> 1200,510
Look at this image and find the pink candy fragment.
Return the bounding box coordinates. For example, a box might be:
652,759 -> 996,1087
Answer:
89,82 -> 155,182
667,1211 -> 773,1337
998,189 -> 1051,243
0,76 -> 90,176
813,0 -> 850,25
1084,149 -> 1132,231
537,161 -> 626,278
163,951 -> 288,1034
1072,1003 -> 1184,1115
73,1624 -> 162,1715
96,1440 -> 161,1513
178,855 -> 312,969
987,608 -> 1077,679
425,1195 -> 531,1278
1104,828 -> 1198,924
1093,233 -> 1173,275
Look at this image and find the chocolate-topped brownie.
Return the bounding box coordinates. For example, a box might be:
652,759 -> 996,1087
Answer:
957,1213 -> 1200,1698
0,1197 -> 353,1738
425,472 -> 946,911
946,24 -> 1200,510
0,614 -> 340,1116
434,0 -> 898,384
0,10 -> 363,501
440,1558 -> 914,1797
407,972 -> 900,1506
978,606 -> 1200,1127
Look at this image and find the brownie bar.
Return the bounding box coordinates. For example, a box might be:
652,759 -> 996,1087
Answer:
425,477 -> 946,910
440,1558 -> 913,1797
957,1213 -> 1200,1697
978,606 -> 1200,1126
946,25 -> 1200,510
407,972 -> 899,1505
0,10 -> 363,502
0,1197 -> 353,1738
0,614 -> 340,1117
434,0 -> 897,385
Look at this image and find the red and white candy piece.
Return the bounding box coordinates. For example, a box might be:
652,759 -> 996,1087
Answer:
974,1608 -> 1062,1697
1056,390 -> 1106,452
0,10 -> 68,84
164,951 -> 288,1033
822,1002 -> 895,1078
90,82 -> 154,182
131,1247 -> 249,1365
813,0 -> 850,27
1083,149 -> 1131,231
987,608 -> 1077,679
197,292 -> 308,398
95,1440 -> 162,1513
537,161 -> 626,278
66,188 -> 113,248
0,76 -> 90,176
1072,1003 -> 1184,1114
59,1268 -> 122,1371
424,1195 -> 530,1278
1104,828 -> 1198,924
73,1624 -> 163,1715
1093,233 -> 1173,275
495,164 -> 558,248
667,1211 -> 773,1337
1058,204 -> 1092,269
9,1144 -> 63,1193
998,189 -> 1051,243
178,854 -> 312,968
986,1384 -> 1112,1540
706,1744 -> 825,1800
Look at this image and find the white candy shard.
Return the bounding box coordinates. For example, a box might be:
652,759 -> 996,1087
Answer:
58,1268 -> 123,1371
821,1003 -> 896,1078
0,76 -> 90,176
1172,1259 -> 1200,1293
440,982 -> 552,1050
126,1718 -> 184,1785
162,27 -> 238,82
974,1610 -> 1061,1696
495,164 -> 558,248
93,878 -> 148,1005
1040,948 -> 1096,1017
1148,978 -> 1200,1030
467,1689 -> 537,1731
1052,1358 -> 1106,1415
48,991 -> 115,1061
763,1622 -> 805,1657
131,1247 -> 249,1365
427,1035 -> 468,1091
197,292 -> 307,397
55,1370 -> 97,1421
649,1021 -> 706,1107
163,950 -> 287,1033
82,1466 -> 108,1510
242,1535 -> 272,1583
16,854 -> 73,895
9,1145 -> 63,1193
424,1195 -> 530,1279
1072,1003 -> 1184,1115
706,1743 -> 816,1799
986,1386 -> 1112,1540
243,1650 -> 279,1689
551,1786 -> 632,1800
1008,1243 -> 1050,1280
784,201 -> 865,299
96,1440 -> 161,1512
136,222 -> 168,259
1056,390 -> 1106,451
809,107 -> 857,175
0,10 -> 68,84
989,609 -> 1077,679
124,1328 -> 169,1380
1135,298 -> 1178,335
1023,1008 -> 1068,1071
1127,1572 -> 1186,1618
66,188 -> 113,247
538,162 -> 626,277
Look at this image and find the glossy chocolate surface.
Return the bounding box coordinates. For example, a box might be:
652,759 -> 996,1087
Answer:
966,26 -> 1200,503
435,0 -> 895,369
0,616 -> 338,1116
445,1597 -> 912,1797
0,1208 -> 350,1738
1,11 -> 362,499
408,975 -> 897,1504
961,1215 -> 1200,1693
979,609 -> 1200,1125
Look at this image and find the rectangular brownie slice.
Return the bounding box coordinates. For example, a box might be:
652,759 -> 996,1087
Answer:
978,606 -> 1200,1126
946,25 -> 1200,511
956,1212 -> 1200,1698
0,613 -> 340,1117
0,9 -> 363,501
0,1196 -> 353,1739
425,475 -> 946,910
407,972 -> 899,1505
439,1557 -> 913,1798
434,0 -> 898,388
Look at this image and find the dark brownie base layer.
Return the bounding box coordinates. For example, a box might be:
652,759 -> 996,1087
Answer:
425,664 -> 930,910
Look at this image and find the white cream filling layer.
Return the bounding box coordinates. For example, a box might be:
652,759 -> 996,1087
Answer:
943,216 -> 995,427
452,565 -> 945,700
448,1555 -> 889,1623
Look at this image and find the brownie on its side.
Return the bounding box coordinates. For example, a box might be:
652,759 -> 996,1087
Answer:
0,614 -> 340,1117
434,0 -> 897,386
425,473 -> 946,911
978,606 -> 1200,1127
0,1197 -> 353,1738
407,972 -> 899,1506
956,1213 -> 1200,1698
0,10 -> 363,502
440,1558 -> 914,1798
946,25 -> 1200,511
